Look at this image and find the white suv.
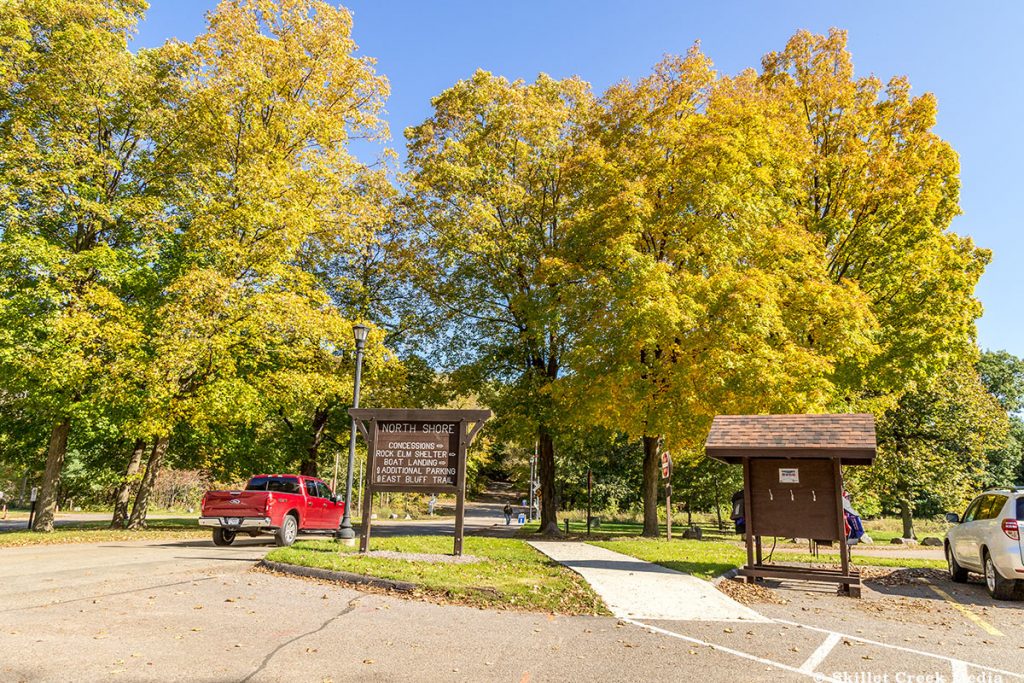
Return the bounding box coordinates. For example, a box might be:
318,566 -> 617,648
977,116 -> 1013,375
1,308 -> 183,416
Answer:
945,489 -> 1024,600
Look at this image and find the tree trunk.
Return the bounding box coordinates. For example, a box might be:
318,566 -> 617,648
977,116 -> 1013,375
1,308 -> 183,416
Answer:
32,418 -> 71,532
641,435 -> 661,537
899,499 -> 915,540
111,439 -> 146,528
537,425 -> 559,534
300,407 -> 330,477
128,436 -> 168,530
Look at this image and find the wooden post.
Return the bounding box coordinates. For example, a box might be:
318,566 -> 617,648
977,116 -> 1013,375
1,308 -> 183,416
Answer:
358,418 -> 376,553
665,482 -> 672,541
453,419 -> 468,556
833,457 -> 850,592
742,457 -> 754,582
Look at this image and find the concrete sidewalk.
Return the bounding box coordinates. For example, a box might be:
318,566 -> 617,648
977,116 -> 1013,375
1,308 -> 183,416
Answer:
530,540 -> 768,622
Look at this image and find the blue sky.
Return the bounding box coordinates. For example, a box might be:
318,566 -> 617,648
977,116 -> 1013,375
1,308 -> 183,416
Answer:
134,1 -> 1023,359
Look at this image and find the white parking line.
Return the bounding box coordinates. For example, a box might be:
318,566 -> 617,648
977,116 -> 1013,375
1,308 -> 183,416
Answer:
623,618 -> 842,682
626,615 -> 1024,682
799,632 -> 841,673
773,618 -> 1024,680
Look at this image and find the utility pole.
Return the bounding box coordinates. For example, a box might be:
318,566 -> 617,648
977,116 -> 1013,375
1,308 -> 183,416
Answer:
586,467 -> 593,536
529,441 -> 537,521
662,451 -> 672,541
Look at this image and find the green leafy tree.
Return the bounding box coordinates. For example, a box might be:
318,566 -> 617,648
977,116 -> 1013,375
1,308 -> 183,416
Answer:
116,0 -> 395,525
976,349 -> 1024,486
404,71 -> 598,533
854,362 -> 1009,538
0,0 -> 177,531
673,455 -> 743,529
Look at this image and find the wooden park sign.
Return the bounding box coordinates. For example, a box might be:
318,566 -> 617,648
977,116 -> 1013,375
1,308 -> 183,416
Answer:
349,408 -> 491,556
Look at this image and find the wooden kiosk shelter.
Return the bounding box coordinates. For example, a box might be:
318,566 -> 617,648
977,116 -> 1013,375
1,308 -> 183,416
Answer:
705,414 -> 876,597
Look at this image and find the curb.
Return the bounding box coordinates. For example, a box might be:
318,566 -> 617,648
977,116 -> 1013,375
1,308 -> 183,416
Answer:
258,559 -> 418,592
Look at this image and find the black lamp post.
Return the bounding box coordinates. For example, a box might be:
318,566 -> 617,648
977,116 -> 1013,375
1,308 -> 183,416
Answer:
336,323 -> 369,542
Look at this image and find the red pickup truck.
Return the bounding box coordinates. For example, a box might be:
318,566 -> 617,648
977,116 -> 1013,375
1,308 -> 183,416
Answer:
199,474 -> 345,547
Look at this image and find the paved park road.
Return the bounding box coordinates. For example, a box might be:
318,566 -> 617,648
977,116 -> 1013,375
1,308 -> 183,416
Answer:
3,503 -> 1023,683
0,536 -> 802,682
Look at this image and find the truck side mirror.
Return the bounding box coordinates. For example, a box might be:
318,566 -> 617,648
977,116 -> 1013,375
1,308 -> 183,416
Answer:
944,512 -> 960,524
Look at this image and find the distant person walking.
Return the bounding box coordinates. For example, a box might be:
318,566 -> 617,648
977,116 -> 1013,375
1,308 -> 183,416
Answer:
503,503 -> 513,525
0,491 -> 7,520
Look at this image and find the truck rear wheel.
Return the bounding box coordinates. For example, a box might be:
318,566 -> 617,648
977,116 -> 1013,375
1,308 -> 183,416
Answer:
275,514 -> 298,547
212,528 -> 236,546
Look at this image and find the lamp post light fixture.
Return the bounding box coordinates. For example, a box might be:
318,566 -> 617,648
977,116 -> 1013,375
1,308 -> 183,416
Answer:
335,323 -> 369,544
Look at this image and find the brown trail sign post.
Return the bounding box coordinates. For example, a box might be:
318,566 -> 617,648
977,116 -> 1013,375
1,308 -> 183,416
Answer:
349,408 -> 491,556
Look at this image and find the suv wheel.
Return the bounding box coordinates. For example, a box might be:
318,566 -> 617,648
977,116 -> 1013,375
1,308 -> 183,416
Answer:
212,528 -> 236,546
983,551 -> 1020,600
946,543 -> 968,583
275,514 -> 298,547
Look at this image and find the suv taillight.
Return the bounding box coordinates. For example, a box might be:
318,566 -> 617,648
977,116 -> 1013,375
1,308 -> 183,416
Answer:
1002,518 -> 1019,541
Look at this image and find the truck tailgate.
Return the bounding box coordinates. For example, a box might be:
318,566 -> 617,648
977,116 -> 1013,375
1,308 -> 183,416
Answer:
202,491 -> 269,518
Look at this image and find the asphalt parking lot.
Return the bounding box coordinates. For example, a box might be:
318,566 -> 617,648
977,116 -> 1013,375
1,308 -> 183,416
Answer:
2,537 -> 1021,682
641,570 -> 1023,682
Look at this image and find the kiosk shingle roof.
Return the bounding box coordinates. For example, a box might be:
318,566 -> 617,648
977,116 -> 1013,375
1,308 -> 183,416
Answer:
704,413 -> 876,464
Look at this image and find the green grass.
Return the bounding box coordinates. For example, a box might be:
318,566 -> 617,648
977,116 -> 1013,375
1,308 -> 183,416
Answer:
782,552 -> 946,570
589,537 -> 947,577
0,517 -> 205,547
589,538 -> 747,579
861,517 -> 950,543
534,511 -> 952,543
265,535 -> 608,615
517,518 -> 735,540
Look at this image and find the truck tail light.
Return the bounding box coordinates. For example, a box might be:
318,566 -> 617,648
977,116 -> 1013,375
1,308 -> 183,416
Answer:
1002,518 -> 1019,541
265,492 -> 274,511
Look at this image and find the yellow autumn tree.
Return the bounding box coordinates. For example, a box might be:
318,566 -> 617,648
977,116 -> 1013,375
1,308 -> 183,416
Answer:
404,71 -> 598,533
559,45 -> 877,535
121,0 -> 396,525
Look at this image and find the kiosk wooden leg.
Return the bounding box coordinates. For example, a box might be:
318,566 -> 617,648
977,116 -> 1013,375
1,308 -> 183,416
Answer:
742,458 -> 754,583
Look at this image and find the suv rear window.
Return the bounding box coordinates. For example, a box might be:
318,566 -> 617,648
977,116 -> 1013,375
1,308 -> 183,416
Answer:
1017,497 -> 1023,520
246,476 -> 301,494
980,495 -> 1008,520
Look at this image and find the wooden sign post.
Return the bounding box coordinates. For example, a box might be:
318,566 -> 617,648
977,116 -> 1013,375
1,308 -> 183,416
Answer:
349,408 -> 490,556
